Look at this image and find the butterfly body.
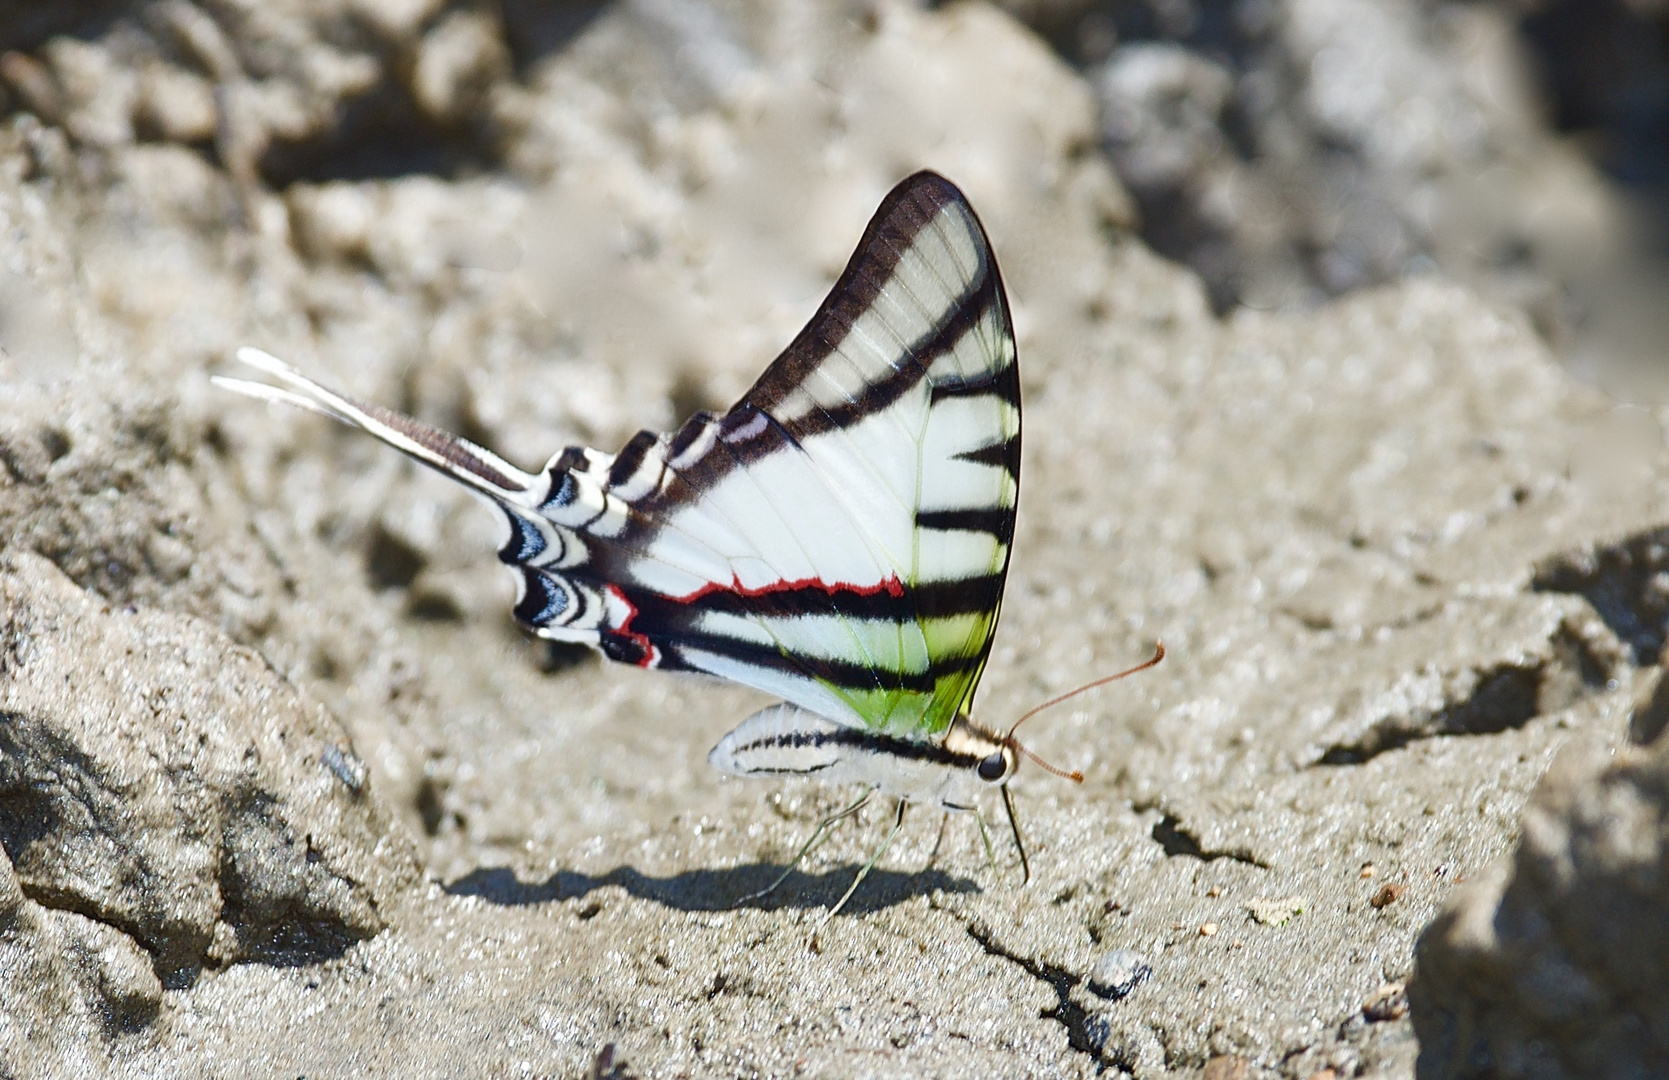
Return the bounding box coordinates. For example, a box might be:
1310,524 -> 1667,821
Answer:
219,171 -> 1034,893
708,704 -> 1014,811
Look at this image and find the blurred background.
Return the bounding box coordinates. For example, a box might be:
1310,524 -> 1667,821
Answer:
1,0 -> 1662,393
1011,0 -> 1669,393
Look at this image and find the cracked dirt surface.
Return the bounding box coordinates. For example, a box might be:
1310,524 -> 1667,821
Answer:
1,1 -> 1667,1077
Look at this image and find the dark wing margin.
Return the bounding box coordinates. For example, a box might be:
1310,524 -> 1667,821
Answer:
744,171 -> 981,423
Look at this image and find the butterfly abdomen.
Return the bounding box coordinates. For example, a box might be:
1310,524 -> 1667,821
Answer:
710,703 -> 997,807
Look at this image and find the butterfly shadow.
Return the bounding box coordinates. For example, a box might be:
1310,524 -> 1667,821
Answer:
444,862 -> 980,916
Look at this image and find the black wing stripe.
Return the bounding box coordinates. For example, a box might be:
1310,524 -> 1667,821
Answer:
608,583 -> 991,692
610,574 -> 1005,622
929,364 -> 1019,406
666,410 -> 718,460
913,573 -> 1007,619
916,507 -> 1012,537
608,430 -> 660,489
660,629 -> 986,695
952,435 -> 1020,478
770,272 -> 999,439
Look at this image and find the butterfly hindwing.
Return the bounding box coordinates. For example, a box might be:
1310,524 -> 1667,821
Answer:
220,171 -> 1020,744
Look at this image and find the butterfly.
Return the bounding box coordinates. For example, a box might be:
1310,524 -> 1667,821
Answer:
218,171 -> 1160,921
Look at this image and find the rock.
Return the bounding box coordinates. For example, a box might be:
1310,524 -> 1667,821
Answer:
1364,982 -> 1410,1023
1094,42 -> 1239,296
0,50 -> 65,125
411,10 -> 511,125
286,181 -> 377,263
1202,1056 -> 1250,1080
1096,44 -> 1233,192
134,60 -> 219,145
1086,948 -> 1154,1001
0,841 -> 163,1070
1628,661 -> 1669,746
43,37 -> 136,149
1074,0 -> 1619,330
1246,896 -> 1307,927
0,552 -> 418,983
1410,737 -> 1669,1079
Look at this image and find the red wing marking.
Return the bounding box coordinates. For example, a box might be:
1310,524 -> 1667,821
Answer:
606,584 -> 660,668
670,574 -> 906,605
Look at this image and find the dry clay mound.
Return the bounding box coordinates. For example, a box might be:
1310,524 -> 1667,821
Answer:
0,2 -> 1665,1077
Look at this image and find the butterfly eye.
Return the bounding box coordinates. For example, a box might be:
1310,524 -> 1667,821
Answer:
977,751 -> 1007,782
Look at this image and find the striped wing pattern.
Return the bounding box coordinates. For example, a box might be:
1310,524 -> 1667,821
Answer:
234,172 -> 1020,742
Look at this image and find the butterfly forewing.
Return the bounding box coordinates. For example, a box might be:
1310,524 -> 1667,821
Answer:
565,172 -> 1021,739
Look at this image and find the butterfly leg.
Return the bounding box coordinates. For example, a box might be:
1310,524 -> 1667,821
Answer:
924,812 -> 952,871
973,807 -> 997,876
1001,783 -> 1031,886
812,798 -> 908,939
738,786 -> 873,904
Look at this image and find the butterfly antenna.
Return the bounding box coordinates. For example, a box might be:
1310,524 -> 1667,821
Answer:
1005,641 -> 1166,782
1012,743 -> 1085,783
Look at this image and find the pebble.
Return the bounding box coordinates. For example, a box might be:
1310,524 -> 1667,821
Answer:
1245,895 -> 1307,926
322,744 -> 368,793
1370,883 -> 1406,909
1086,949 -> 1154,1001
1363,982 -> 1409,1022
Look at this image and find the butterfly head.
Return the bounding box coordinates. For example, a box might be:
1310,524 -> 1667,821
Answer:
954,711 -> 1094,784
944,716 -> 1021,786
942,715 -> 1076,788
966,716 -> 1082,786
977,741 -> 1017,784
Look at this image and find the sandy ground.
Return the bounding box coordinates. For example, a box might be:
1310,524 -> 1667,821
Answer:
1,2 -> 1666,1077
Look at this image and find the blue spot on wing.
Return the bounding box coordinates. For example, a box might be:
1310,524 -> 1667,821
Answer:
541,473 -> 576,512
499,512 -> 547,564
514,569 -> 569,626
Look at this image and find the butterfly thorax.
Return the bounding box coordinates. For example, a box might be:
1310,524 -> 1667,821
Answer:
943,714 -> 1014,771
936,714 -> 1018,808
